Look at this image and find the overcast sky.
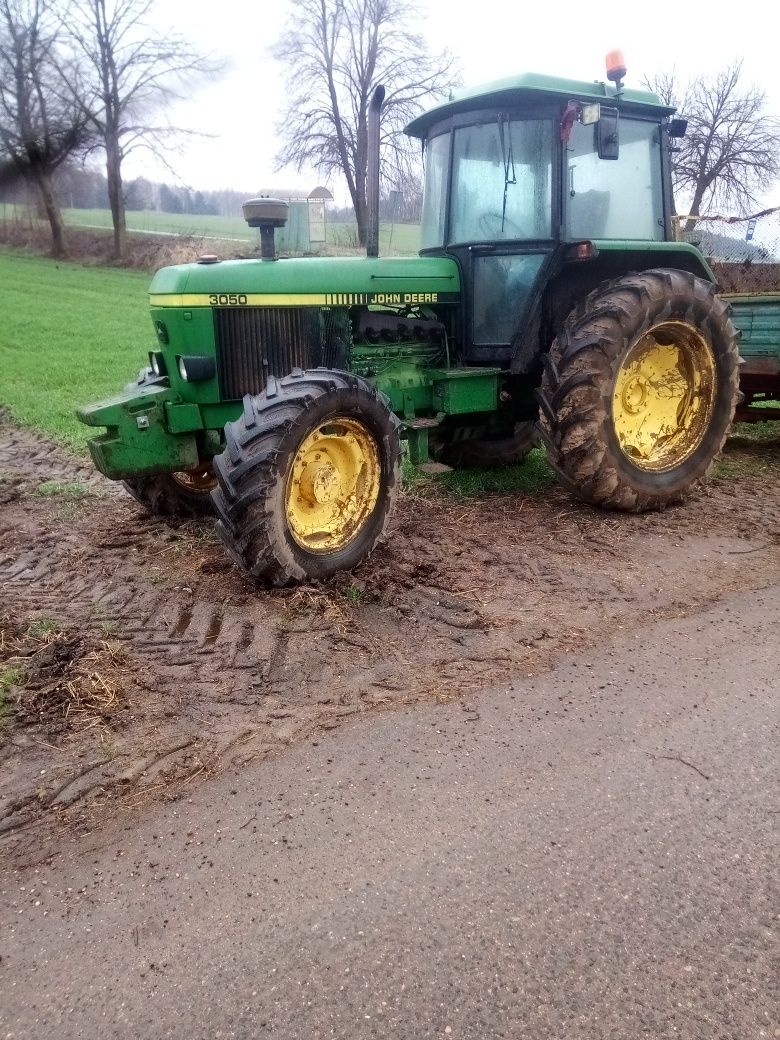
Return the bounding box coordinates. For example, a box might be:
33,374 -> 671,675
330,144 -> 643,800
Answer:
123,0 -> 780,209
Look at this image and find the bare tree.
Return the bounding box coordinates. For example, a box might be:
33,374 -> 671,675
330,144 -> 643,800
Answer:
273,0 -> 457,247
0,0 -> 90,256
645,63 -> 780,229
68,0 -> 219,260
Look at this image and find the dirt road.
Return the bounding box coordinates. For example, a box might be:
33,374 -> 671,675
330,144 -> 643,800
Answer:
1,413 -> 779,870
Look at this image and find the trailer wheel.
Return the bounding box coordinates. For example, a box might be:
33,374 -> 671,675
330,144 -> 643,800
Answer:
123,467 -> 217,517
537,269 -> 740,510
211,369 -> 401,586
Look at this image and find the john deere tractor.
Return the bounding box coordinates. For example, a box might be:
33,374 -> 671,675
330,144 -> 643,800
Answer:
78,55 -> 740,584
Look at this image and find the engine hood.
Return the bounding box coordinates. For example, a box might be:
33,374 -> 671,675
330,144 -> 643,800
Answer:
149,255 -> 461,307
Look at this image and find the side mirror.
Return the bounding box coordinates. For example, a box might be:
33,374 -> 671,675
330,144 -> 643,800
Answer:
668,118 -> 688,139
597,105 -> 619,160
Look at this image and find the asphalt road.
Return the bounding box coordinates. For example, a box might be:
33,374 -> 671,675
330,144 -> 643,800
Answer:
2,584 -> 778,1039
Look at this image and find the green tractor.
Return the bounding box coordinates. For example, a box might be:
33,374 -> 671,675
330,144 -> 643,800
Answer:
78,55 -> 741,584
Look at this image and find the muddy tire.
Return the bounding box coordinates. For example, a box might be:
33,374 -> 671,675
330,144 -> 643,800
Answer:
123,468 -> 217,517
440,422 -> 536,469
211,369 -> 402,586
537,269 -> 740,511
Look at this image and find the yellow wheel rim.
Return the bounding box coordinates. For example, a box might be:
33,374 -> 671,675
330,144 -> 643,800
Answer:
285,417 -> 381,553
612,321 -> 717,472
171,465 -> 217,493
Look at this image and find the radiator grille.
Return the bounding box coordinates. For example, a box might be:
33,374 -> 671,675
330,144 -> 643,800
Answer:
214,307 -> 328,399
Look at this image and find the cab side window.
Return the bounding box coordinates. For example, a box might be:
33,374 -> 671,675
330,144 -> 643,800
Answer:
565,118 -> 663,240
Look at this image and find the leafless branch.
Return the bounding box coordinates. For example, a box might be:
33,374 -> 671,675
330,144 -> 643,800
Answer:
645,62 -> 780,228
272,0 -> 459,246
0,0 -> 92,255
64,0 -> 222,258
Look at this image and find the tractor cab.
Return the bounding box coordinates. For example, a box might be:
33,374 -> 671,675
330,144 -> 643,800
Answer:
405,58 -> 678,368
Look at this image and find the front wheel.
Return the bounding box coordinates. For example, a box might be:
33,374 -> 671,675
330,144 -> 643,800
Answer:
123,466 -> 217,517
211,369 -> 402,585
537,269 -> 740,511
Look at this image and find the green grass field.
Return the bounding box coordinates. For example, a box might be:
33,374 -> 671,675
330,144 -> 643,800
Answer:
0,249 -> 151,450
61,207 -> 253,242
5,206 -> 422,256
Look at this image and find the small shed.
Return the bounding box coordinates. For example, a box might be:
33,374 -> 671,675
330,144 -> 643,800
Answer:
307,186 -> 333,244
253,185 -> 334,253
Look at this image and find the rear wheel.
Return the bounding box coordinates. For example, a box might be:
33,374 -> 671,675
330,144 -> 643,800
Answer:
537,269 -> 740,510
123,466 -> 217,517
211,369 -> 401,585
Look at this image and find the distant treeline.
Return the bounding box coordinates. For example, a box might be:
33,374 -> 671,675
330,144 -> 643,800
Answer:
0,163 -> 422,223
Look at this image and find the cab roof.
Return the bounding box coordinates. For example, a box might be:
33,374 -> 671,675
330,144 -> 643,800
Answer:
405,72 -> 675,139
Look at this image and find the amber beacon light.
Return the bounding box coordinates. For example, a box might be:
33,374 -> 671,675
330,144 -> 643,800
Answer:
605,49 -> 627,88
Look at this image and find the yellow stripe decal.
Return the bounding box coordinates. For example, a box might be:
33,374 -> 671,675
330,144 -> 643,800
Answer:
150,293 -> 334,308
150,289 -> 454,308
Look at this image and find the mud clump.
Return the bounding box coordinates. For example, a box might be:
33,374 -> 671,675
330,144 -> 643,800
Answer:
2,618 -> 130,734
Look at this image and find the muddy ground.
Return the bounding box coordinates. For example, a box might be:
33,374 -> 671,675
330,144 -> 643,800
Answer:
2,413 -> 779,870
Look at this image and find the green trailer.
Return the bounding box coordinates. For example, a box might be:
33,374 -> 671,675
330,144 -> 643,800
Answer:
78,55 -> 774,585
722,294 -> 780,419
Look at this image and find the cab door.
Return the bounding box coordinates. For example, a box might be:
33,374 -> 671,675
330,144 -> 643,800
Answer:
445,115 -> 558,366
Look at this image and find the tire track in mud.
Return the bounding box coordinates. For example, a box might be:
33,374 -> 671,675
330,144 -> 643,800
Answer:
0,429 -> 265,702
1,429 -> 492,851
2,414 -> 780,863
0,425 -> 341,846
0,416 -> 108,489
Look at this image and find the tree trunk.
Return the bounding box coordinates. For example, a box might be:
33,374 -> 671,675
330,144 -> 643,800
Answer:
33,169 -> 66,258
105,133 -> 126,260
682,184 -> 708,235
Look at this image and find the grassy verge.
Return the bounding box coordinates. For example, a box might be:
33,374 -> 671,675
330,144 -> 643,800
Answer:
404,446 -> 556,499
732,400 -> 780,442
733,419 -> 780,439
716,408 -> 780,478
434,448 -> 555,497
0,249 -> 151,450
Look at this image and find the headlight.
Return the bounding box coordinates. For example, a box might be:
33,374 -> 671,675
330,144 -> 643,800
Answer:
177,355 -> 216,382
149,350 -> 167,376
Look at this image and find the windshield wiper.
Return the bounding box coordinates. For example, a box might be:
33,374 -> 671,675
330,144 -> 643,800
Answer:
498,115 -> 517,233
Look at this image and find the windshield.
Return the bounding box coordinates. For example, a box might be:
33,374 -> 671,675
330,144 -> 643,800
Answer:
419,119 -> 553,248
450,119 -> 552,243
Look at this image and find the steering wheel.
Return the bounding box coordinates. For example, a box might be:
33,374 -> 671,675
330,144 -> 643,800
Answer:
479,211 -> 525,238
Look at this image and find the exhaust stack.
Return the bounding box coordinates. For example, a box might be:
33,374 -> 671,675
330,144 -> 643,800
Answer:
243,197 -> 289,261
366,85 -> 385,259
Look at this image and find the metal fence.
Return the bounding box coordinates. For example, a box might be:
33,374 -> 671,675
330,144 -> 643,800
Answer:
673,208 -> 780,294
